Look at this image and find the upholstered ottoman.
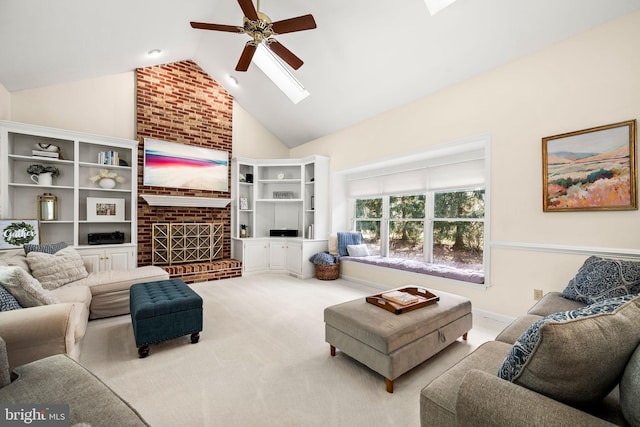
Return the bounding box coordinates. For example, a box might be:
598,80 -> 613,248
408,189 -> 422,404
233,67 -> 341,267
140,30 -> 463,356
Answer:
129,279 -> 203,358
324,289 -> 472,392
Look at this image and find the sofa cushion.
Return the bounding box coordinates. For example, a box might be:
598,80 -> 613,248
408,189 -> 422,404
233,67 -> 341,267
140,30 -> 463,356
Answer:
561,256 -> 640,304
0,285 -> 22,311
26,247 -> 88,290
23,241 -> 68,254
0,266 -> 59,306
620,345 -> 640,426
52,285 -> 92,312
497,295 -> 640,405
527,291 -> 586,316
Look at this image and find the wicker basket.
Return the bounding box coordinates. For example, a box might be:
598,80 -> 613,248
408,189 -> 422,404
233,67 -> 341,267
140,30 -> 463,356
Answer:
315,262 -> 340,280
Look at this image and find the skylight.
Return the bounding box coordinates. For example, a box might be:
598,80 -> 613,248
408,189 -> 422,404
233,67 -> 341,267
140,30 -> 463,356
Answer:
424,0 -> 458,16
252,43 -> 310,104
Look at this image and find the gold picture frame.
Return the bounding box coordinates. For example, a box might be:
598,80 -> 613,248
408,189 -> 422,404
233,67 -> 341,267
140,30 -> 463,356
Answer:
542,119 -> 637,212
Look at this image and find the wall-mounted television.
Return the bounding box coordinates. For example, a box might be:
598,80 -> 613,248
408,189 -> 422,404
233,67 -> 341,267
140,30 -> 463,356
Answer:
143,138 -> 228,192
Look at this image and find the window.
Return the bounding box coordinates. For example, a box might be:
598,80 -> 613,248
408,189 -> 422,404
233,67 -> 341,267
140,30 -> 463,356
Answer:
353,188 -> 484,272
389,195 -> 425,261
432,190 -> 484,271
354,198 -> 382,255
341,137 -> 489,280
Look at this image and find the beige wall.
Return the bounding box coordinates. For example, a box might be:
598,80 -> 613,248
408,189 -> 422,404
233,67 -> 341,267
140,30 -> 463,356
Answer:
10,73 -> 136,139
0,83 -> 9,120
291,10 -> 640,316
232,102 -> 289,158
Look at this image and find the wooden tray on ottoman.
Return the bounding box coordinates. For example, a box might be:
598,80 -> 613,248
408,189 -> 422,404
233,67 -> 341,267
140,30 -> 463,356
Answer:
366,287 -> 439,315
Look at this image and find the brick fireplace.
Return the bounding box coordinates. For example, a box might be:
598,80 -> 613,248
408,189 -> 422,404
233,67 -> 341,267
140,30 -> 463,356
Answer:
136,60 -> 241,283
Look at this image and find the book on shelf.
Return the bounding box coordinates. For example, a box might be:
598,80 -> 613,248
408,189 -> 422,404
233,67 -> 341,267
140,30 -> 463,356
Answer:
382,291 -> 419,306
32,150 -> 59,159
98,150 -> 120,166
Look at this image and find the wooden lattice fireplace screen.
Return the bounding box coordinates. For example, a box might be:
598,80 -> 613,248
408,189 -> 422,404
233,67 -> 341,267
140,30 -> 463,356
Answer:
152,222 -> 223,265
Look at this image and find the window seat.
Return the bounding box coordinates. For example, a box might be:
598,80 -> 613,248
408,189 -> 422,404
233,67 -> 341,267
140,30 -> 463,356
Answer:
340,256 -> 484,284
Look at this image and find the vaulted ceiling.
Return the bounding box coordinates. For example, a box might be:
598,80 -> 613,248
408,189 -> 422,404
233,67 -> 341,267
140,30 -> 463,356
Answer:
1,0 -> 639,147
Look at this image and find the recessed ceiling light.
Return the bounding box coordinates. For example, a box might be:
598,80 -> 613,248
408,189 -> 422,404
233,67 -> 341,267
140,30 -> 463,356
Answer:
147,49 -> 162,58
227,75 -> 239,86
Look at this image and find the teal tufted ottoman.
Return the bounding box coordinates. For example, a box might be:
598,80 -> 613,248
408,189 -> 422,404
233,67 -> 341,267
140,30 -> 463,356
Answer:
129,279 -> 203,358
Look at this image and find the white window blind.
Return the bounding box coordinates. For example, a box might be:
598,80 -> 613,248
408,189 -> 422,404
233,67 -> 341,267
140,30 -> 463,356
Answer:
346,158 -> 484,198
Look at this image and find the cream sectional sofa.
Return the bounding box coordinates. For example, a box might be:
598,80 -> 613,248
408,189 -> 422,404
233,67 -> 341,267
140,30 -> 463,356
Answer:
0,247 -> 168,368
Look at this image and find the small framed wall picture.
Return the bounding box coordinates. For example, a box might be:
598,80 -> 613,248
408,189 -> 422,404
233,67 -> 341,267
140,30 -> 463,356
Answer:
239,197 -> 249,210
0,219 -> 39,249
86,197 -> 125,222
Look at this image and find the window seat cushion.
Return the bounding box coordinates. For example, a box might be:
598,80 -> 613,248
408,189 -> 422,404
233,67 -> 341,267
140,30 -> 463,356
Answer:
340,255 -> 484,284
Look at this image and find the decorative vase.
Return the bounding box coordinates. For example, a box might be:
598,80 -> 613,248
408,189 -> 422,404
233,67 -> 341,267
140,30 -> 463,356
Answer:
99,178 -> 116,189
30,172 -> 53,186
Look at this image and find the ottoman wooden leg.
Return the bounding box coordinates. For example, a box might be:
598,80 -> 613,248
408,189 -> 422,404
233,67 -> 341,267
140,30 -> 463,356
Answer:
191,332 -> 200,344
386,378 -> 394,393
138,345 -> 150,358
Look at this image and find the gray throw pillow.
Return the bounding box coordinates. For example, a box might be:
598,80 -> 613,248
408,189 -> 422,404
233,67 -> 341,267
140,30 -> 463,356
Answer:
0,285 -> 22,311
497,295 -> 640,405
561,256 -> 640,304
23,241 -> 68,254
620,345 -> 640,426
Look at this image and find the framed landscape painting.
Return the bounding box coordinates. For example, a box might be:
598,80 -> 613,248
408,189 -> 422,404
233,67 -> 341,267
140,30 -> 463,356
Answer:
542,119 -> 637,212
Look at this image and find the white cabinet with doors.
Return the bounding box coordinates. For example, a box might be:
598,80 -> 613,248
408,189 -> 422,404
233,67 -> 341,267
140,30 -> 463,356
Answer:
77,246 -> 136,272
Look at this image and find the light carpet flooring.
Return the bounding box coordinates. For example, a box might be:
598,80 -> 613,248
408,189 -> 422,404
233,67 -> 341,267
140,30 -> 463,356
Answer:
79,274 -> 507,427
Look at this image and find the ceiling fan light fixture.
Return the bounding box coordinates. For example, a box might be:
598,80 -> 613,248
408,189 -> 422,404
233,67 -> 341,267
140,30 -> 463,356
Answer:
253,43 -> 309,104
424,0 -> 458,16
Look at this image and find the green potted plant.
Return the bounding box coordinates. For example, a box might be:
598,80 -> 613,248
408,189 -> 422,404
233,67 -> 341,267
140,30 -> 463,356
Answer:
240,224 -> 248,238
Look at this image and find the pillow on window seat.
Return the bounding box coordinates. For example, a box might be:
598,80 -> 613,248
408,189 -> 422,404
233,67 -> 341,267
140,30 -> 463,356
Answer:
337,232 -> 362,256
347,244 -> 370,257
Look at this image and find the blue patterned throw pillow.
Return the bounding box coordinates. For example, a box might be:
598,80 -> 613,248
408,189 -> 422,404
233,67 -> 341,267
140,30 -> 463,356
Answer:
561,256 -> 640,304
0,285 -> 22,311
498,295 -> 640,404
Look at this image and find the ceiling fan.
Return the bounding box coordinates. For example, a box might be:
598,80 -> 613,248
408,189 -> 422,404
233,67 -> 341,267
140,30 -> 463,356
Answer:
190,0 -> 317,72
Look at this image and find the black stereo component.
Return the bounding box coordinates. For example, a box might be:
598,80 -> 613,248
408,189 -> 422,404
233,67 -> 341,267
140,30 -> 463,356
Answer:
269,229 -> 298,237
88,231 -> 125,245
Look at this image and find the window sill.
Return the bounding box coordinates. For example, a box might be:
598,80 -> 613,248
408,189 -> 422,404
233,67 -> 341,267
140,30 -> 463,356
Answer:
340,255 -> 484,285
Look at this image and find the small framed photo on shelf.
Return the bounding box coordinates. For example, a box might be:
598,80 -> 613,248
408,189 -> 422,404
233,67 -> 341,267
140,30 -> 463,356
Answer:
87,197 -> 125,222
239,197 -> 249,210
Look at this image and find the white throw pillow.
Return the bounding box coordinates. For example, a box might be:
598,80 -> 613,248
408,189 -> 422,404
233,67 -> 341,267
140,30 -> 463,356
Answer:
0,266 -> 59,307
26,247 -> 88,290
347,244 -> 370,257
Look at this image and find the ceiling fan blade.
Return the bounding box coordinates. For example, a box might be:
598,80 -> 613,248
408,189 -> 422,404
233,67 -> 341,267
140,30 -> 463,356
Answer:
268,40 -> 304,70
237,0 -> 259,21
236,43 -> 257,72
271,14 -> 317,35
190,22 -> 244,33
